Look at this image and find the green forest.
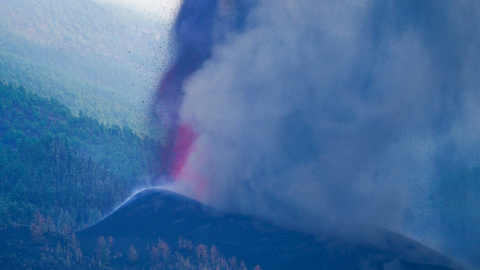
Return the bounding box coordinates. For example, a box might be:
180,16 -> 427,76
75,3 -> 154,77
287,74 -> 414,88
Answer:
0,81 -> 160,231
0,82 -> 266,270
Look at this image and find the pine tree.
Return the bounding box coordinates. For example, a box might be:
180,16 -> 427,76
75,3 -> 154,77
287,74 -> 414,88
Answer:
254,265 -> 263,270
229,256 -> 237,268
151,245 -> 160,262
196,244 -> 208,268
30,211 -> 46,242
210,245 -> 219,268
95,236 -> 110,266
157,239 -> 170,261
127,244 -> 138,264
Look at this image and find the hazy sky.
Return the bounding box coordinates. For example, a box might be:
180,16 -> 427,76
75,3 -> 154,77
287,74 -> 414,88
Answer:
93,0 -> 182,22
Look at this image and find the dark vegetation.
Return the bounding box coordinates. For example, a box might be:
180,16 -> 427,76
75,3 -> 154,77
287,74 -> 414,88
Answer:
2,188 -> 457,269
0,0 -> 166,134
78,189 -> 460,270
0,224 -> 263,270
0,81 -> 160,231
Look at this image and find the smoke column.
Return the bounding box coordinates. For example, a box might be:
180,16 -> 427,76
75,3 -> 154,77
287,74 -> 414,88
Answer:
154,0 -> 480,267
152,0 -> 252,191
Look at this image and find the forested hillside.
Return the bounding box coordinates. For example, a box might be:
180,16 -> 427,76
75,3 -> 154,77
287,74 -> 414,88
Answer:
0,0 -> 168,134
0,81 -> 160,230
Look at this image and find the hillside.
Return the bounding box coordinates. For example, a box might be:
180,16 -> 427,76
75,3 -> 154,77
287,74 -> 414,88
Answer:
0,0 -> 168,134
0,188 -> 461,270
0,81 -> 161,231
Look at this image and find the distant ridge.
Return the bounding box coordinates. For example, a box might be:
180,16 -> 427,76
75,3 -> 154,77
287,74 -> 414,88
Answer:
0,0 -> 164,132
78,188 -> 463,270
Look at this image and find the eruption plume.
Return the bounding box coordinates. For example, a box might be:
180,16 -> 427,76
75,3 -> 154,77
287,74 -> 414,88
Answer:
152,0 -> 252,192
153,0 -> 480,267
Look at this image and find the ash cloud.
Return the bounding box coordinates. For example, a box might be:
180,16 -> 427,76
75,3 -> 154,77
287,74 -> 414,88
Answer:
164,0 -> 480,266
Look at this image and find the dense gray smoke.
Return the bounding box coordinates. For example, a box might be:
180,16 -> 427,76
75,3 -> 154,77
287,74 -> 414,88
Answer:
172,0 -> 480,266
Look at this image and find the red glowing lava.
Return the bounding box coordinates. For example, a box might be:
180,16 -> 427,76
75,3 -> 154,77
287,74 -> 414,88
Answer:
169,124 -> 197,179
162,123 -> 207,200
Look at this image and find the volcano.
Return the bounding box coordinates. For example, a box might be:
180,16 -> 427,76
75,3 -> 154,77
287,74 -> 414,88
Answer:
77,188 -> 463,270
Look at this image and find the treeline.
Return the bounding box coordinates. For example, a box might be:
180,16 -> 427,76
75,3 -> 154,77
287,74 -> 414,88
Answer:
0,81 -> 161,229
24,219 -> 264,270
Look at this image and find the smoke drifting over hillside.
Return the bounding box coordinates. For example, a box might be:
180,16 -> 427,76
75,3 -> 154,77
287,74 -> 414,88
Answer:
154,0 -> 480,266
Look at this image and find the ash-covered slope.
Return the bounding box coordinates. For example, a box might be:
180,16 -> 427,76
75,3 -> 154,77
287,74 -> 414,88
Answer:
78,188 -> 462,270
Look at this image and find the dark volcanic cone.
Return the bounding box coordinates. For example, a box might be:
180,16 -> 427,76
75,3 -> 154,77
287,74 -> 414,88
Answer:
78,189 -> 463,269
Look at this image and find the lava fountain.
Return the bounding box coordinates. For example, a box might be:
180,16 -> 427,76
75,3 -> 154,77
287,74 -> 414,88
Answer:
152,0 -> 252,198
